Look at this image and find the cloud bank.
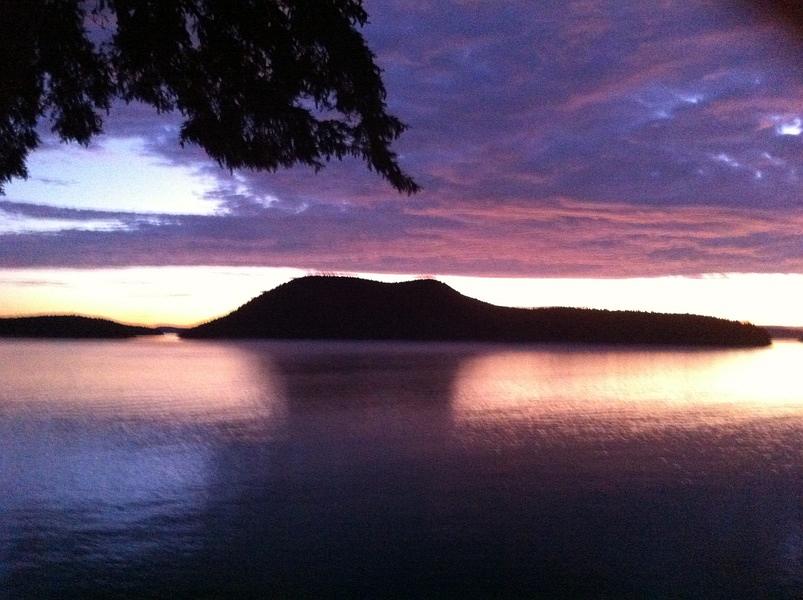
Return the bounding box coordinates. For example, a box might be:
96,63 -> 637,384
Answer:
1,0 -> 801,277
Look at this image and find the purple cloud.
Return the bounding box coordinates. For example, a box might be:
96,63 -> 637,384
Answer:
2,197 -> 801,277
2,0 -> 802,276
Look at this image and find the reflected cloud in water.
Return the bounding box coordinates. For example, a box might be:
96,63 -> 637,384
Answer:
0,339 -> 801,598
452,342 -> 803,425
0,337 -> 287,426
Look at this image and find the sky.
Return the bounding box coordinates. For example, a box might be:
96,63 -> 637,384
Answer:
1,0 -> 802,326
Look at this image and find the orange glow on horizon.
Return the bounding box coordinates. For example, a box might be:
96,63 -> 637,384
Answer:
0,267 -> 801,328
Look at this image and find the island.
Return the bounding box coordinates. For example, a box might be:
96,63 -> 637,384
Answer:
762,326 -> 803,339
182,276 -> 771,347
0,316 -> 162,339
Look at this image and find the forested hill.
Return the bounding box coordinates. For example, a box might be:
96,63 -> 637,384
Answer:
183,276 -> 771,347
0,316 -> 161,339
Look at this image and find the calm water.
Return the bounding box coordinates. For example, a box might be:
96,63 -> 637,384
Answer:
0,337 -> 801,599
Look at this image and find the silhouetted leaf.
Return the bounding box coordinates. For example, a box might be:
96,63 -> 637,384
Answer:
0,0 -> 419,194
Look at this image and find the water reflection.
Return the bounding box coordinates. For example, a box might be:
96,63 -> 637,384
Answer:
0,339 -> 801,598
453,343 -> 803,423
450,343 -> 802,488
0,338 -> 286,425
182,342 -> 474,597
0,338 -> 289,597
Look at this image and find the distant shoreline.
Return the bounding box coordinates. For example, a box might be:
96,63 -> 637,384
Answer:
0,277 -> 776,347
0,316 -> 161,339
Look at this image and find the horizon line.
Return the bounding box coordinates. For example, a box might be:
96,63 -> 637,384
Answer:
1,273 -> 802,331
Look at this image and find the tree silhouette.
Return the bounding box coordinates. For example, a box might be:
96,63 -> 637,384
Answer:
0,0 -> 419,194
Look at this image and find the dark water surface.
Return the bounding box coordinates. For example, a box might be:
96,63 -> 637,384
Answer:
1,338 -> 801,598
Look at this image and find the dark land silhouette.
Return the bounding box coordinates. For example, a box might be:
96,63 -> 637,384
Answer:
764,325 -> 803,339
183,276 -> 771,347
0,316 -> 160,338
763,325 -> 803,339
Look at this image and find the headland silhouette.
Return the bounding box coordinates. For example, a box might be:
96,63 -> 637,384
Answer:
0,316 -> 160,339
182,276 -> 771,347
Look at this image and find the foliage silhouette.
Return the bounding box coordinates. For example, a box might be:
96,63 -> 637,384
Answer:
183,276 -> 772,347
0,315 -> 159,338
0,0 -> 418,194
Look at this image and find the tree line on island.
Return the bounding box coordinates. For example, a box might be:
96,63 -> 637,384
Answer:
0,315 -> 159,339
0,276 -> 773,347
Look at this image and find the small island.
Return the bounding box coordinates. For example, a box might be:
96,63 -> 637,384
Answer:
0,316 -> 161,339
182,276 -> 771,347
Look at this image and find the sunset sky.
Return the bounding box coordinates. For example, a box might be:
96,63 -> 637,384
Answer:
1,0 -> 802,326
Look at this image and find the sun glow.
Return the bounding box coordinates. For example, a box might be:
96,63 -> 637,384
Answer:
0,267 -> 801,327
441,273 -> 803,327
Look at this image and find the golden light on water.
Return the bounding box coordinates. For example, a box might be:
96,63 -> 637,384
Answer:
451,341 -> 803,427
0,337 -> 287,424
703,339 -> 803,407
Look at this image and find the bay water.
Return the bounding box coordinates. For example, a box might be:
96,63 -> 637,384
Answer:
1,338 -> 801,598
